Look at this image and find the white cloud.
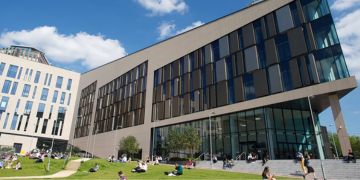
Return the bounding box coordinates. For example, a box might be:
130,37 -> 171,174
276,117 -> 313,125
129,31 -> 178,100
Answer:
334,9 -> 360,80
0,26 -> 126,69
331,0 -> 360,11
175,21 -> 204,35
136,0 -> 188,16
157,21 -> 204,40
157,22 -> 176,40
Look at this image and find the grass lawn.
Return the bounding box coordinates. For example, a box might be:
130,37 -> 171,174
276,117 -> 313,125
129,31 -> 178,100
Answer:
0,156 -> 71,177
66,159 -> 296,179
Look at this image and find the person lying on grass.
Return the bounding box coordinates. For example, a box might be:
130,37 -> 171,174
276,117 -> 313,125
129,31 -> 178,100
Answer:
131,161 -> 147,173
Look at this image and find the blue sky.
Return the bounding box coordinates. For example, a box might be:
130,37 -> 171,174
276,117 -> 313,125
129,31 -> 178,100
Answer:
0,0 -> 359,135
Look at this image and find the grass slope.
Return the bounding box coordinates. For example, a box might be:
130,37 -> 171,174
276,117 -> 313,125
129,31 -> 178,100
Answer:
67,159 -> 295,179
0,156 -> 68,177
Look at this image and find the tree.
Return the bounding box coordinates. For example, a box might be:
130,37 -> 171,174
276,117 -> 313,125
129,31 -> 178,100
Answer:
183,127 -> 201,158
165,127 -> 201,158
328,133 -> 360,158
119,136 -> 140,158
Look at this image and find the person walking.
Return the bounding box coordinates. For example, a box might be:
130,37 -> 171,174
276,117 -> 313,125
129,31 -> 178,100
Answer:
302,153 -> 317,179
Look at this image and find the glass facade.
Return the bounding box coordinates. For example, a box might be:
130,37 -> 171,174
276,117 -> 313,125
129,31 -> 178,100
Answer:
153,99 -> 320,160
152,0 -> 349,121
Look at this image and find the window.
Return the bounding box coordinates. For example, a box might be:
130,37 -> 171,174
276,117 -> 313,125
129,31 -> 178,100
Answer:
60,92 -> 66,104
2,80 -> 11,94
67,79 -> 72,90
0,62 -> 5,75
10,114 -> 19,130
7,65 -> 18,78
311,15 -> 339,50
52,90 -> 58,103
219,36 -> 230,59
275,34 -> 291,62
40,88 -> 49,101
21,84 -> 31,97
275,5 -> 294,33
268,64 -> 283,93
301,0 -> 330,22
17,67 -> 22,79
67,93 -> 71,105
215,58 -> 227,82
244,73 -> 255,100
24,101 -> 33,114
28,69 -> 33,81
34,71 -> 41,83
24,68 -> 29,80
32,86 -> 37,99
48,74 -> 52,86
0,96 -> 9,112
10,82 -> 18,95
244,46 -> 259,72
56,76 -> 63,88
44,73 -> 48,85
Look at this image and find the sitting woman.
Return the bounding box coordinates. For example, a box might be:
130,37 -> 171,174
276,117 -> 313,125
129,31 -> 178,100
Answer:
132,161 -> 147,173
262,166 -> 276,180
166,163 -> 183,176
14,161 -> 22,170
185,159 -> 194,169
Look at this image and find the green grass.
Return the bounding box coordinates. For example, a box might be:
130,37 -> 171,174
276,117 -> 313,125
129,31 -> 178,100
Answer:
65,159 -> 296,179
0,156 -> 71,177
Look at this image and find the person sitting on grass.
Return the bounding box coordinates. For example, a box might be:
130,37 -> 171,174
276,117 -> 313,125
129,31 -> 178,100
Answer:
185,159 -> 194,169
132,161 -> 147,173
118,170 -> 127,180
35,154 -> 45,163
0,160 -> 4,169
262,166 -> 276,180
14,161 -> 22,170
165,163 -> 183,176
89,163 -> 100,172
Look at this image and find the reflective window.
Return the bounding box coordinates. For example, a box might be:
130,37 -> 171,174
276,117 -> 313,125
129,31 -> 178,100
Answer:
301,0 -> 330,22
60,92 -> 66,104
10,114 -> 19,130
34,71 -> 41,83
219,36 -> 230,59
24,101 -> 33,114
244,46 -> 259,72
52,90 -> 58,103
44,73 -> 48,85
67,93 -> 71,105
2,80 -> 11,94
215,58 -> 227,82
17,67 -> 22,79
10,82 -> 18,95
311,15 -> 339,50
7,65 -> 18,78
67,79 -> 72,90
280,62 -> 293,91
32,86 -> 37,99
268,65 -> 283,93
40,88 -> 49,101
275,5 -> 294,33
244,73 -> 255,100
211,40 -> 220,61
275,34 -> 291,62
0,96 -> 9,113
56,76 -> 63,88
21,84 -> 31,97
0,62 -> 5,75
48,74 -> 52,86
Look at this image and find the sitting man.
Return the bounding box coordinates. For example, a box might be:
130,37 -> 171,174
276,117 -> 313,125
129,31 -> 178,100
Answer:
346,149 -> 356,163
89,163 -> 100,172
132,161 -> 147,173
165,163 -> 183,176
14,161 -> 22,170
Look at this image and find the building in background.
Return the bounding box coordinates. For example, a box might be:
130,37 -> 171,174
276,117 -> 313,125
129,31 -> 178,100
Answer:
0,46 -> 80,154
71,0 -> 357,159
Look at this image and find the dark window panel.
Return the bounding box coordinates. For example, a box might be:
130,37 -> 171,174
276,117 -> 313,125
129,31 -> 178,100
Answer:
183,93 -> 190,114
243,73 -> 255,100
209,85 -> 217,108
216,81 -> 229,106
155,85 -> 162,102
242,23 -> 256,48
165,99 -> 171,119
140,108 -> 145,124
298,56 -> 311,86
205,64 -> 214,86
275,34 -> 291,62
288,27 -> 308,57
172,60 -> 180,78
265,13 -> 277,37
304,23 -> 317,52
244,46 -> 259,72
157,101 -> 165,120
289,58 -> 302,88
229,31 -> 239,54
183,73 -> 191,93
172,96 -> 180,117
253,69 -> 269,97
280,62 -> 293,91
165,81 -> 171,99
296,0 -> 306,24
215,58 -> 227,82
219,36 -> 230,59
235,51 -> 245,75
275,5 -> 294,33
268,64 -> 283,94
261,17 -> 268,40
192,69 -> 202,90
205,44 -> 213,64
233,76 -> 245,102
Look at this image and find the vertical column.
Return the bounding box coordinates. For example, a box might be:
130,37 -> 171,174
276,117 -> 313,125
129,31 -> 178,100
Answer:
329,94 -> 352,155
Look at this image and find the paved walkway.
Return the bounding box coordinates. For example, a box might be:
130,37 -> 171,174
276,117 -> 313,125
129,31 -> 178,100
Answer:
0,158 -> 90,179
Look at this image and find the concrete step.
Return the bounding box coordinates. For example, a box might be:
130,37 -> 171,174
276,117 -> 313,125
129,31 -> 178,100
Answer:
195,159 -> 360,180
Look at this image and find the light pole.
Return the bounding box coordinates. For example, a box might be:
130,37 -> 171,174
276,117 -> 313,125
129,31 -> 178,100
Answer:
209,112 -> 215,168
113,125 -> 122,159
329,124 -> 339,159
307,96 -> 326,179
48,119 -> 58,172
91,129 -> 99,158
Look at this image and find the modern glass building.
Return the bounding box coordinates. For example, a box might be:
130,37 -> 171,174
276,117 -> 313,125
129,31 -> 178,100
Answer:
71,0 -> 357,160
0,46 -> 80,153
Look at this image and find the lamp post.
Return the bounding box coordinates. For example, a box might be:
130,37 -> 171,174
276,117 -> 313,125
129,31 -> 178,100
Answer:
48,118 -> 58,171
209,112 -> 215,168
91,129 -> 99,158
329,124 -> 339,159
307,96 -> 326,179
113,125 -> 122,159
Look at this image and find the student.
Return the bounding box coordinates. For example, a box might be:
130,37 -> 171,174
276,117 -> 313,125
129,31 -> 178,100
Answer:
303,154 -> 316,179
89,163 -> 100,172
118,171 -> 127,180
262,166 -> 276,180
132,161 -> 147,173
166,163 -> 183,176
346,149 -> 356,163
14,161 -> 22,170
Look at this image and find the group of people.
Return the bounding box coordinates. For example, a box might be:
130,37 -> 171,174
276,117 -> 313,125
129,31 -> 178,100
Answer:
108,155 -> 131,163
0,155 -> 22,170
247,152 -> 258,163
